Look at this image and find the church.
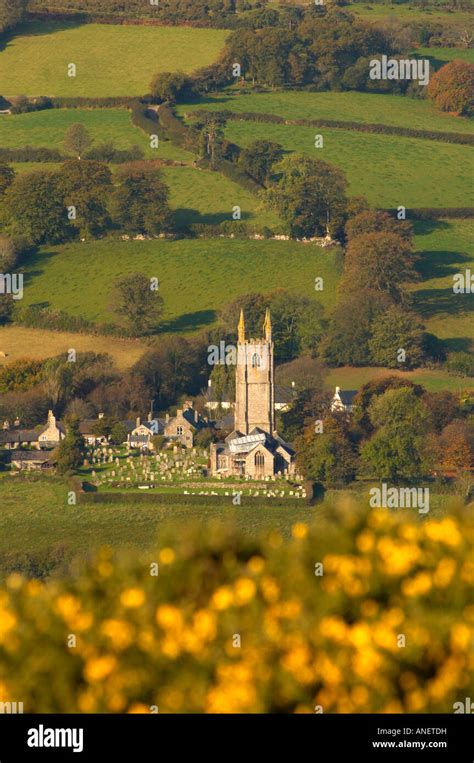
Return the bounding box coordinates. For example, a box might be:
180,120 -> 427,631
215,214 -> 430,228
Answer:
210,310 -> 295,478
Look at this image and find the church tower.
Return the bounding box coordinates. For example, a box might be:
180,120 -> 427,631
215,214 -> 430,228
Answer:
234,309 -> 275,435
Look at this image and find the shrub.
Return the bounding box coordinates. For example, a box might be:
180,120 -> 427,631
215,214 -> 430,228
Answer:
0,499 -> 471,712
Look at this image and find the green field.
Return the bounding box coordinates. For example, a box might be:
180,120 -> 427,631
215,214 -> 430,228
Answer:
324,365 -> 471,394
0,475 -> 456,565
0,21 -> 229,97
1,108 -> 193,162
413,46 -> 474,67
410,219 -> 474,353
19,239 -> 343,332
222,121 -> 474,208
178,90 -> 474,134
162,166 -> 281,229
0,477 -> 322,559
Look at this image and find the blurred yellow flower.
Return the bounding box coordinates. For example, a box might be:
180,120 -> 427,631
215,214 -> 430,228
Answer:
159,548 -> 175,565
247,556 -> 265,575
292,522 -> 308,539
121,588 -> 145,609
156,605 -> 183,629
101,619 -> 134,650
234,578 -> 256,605
84,655 -> 117,683
211,586 -> 234,611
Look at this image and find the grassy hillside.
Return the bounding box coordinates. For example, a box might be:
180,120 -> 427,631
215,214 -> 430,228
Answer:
0,21 -> 229,97
223,121 -> 474,208
324,366 -> 470,394
411,219 -> 474,353
0,326 -> 146,369
162,165 -> 281,229
19,239 -> 343,331
178,90 -> 474,134
1,108 -> 194,162
0,476 -> 323,556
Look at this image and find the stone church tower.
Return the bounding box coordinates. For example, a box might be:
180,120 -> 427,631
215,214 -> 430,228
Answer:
234,309 -> 275,435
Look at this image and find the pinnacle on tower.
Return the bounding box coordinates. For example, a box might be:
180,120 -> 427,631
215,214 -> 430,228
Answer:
263,308 -> 272,341
238,309 -> 246,343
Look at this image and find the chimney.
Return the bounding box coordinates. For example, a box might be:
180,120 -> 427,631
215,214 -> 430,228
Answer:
208,379 -> 212,387
335,386 -> 340,394
136,417 -> 141,428
165,413 -> 170,423
194,410 -> 199,423
147,412 -> 152,422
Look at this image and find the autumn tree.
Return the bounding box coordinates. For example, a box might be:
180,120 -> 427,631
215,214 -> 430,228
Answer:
428,60 -> 474,117
341,232 -> 418,303
345,209 -> 412,244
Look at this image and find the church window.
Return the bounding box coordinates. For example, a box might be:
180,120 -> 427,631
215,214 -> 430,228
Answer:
177,426 -> 183,436
251,353 -> 261,368
254,452 -> 265,468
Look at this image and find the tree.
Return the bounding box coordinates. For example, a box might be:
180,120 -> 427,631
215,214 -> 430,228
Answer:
361,387 -> 432,480
64,124 -> 93,160
322,289 -> 392,367
345,209 -> 412,244
341,232 -> 418,303
199,115 -> 226,169
0,163 -> 15,197
352,377 -> 423,436
266,156 -> 348,238
112,273 -> 164,335
114,165 -> 173,235
296,419 -> 359,487
56,417 -> 84,475
238,140 -> 283,185
368,306 -> 427,369
0,358 -> 43,393
59,160 -> 112,238
0,0 -> 28,34
428,60 -> 474,117
1,170 -> 69,244
435,419 -> 474,474
110,421 -> 128,446
149,71 -> 194,102
133,336 -> 202,410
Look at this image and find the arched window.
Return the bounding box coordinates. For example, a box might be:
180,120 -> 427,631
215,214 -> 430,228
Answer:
251,353 -> 261,368
254,452 -> 265,468
177,426 -> 183,436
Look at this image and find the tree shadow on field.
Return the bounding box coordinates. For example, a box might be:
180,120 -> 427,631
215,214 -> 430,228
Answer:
173,208 -> 253,227
0,19 -> 87,54
415,249 -> 471,281
161,310 -> 216,333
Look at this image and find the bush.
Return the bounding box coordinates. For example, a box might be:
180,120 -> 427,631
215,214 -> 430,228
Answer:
0,499 -> 471,712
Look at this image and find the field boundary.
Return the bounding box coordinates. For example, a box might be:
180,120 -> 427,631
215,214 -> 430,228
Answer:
187,109 -> 474,146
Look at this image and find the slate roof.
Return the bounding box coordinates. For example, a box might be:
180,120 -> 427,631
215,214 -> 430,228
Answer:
10,451 -> 54,463
337,390 -> 357,406
0,429 -> 41,444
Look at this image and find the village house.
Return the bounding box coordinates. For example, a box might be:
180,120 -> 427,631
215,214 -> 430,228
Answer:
0,410 -> 65,450
330,386 -> 358,413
